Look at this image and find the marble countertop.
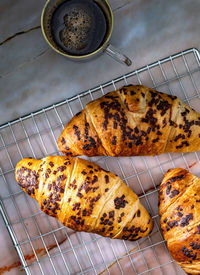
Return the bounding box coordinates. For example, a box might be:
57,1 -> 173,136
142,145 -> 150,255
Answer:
1,0 -> 200,125
0,0 -> 200,274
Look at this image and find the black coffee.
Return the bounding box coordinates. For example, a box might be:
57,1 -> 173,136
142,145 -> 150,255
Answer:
51,0 -> 108,55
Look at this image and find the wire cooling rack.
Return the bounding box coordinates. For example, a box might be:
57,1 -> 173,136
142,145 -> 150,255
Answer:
1,48 -> 200,275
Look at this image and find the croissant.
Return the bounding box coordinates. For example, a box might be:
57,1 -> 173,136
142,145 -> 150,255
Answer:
159,168 -> 200,274
57,84 -> 200,157
15,156 -> 153,241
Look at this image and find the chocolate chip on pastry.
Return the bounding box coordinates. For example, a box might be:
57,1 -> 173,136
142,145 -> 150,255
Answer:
159,168 -> 200,274
58,85 -> 200,157
15,156 -> 153,241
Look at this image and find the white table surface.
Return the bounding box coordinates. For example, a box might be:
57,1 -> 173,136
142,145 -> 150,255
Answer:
0,0 -> 200,273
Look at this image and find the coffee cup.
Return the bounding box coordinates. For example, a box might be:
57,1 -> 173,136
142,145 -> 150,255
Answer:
41,0 -> 132,66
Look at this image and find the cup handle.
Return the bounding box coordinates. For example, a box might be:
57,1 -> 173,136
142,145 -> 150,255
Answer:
105,44 -> 132,66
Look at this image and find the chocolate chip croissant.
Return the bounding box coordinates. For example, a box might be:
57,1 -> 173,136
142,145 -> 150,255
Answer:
58,85 -> 200,157
15,156 -> 153,241
159,168 -> 200,274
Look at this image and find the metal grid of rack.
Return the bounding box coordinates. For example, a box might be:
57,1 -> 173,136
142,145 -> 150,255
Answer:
1,48 -> 200,275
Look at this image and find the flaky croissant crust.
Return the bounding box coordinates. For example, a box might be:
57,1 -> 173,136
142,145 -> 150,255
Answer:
159,168 -> 200,274
58,85 -> 200,157
15,156 -> 153,241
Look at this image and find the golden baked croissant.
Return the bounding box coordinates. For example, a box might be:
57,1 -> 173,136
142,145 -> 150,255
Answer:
15,156 -> 153,240
159,168 -> 200,274
58,84 -> 200,157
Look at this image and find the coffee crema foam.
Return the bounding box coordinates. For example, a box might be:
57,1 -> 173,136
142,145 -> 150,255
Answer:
60,8 -> 92,52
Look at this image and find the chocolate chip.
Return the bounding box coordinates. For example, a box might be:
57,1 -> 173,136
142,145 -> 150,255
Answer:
82,209 -> 87,216
69,179 -> 77,190
72,202 -> 80,211
73,125 -> 81,141
169,120 -> 177,127
181,108 -> 190,116
92,187 -> 99,192
174,134 -> 186,142
177,205 -> 183,211
190,242 -> 200,250
109,211 -> 114,219
64,160 -> 71,165
92,194 -> 101,202
142,109 -> 157,126
114,195 -> 128,209
181,246 -> 197,260
113,121 -> 118,129
57,175 -> 67,182
91,175 -> 98,184
77,192 -> 83,198
112,136 -> 117,145
118,217 -> 122,223
128,142 -> 132,148
166,225 -> 170,231
134,127 -> 139,134
177,212 -> 183,217
166,184 -> 172,195
167,220 -> 178,228
166,174 -> 185,185
147,127 -> 151,134
84,122 -> 89,140
176,141 -> 189,149
153,137 -> 159,143
124,99 -> 129,110
81,170 -> 87,175
49,161 -> 54,167
169,189 -> 180,198
61,137 -> 66,145
180,213 -> 193,227
105,175 -> 109,184
113,112 -> 120,121
47,168 -> 51,174
157,100 -> 171,116
131,91 -> 136,95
